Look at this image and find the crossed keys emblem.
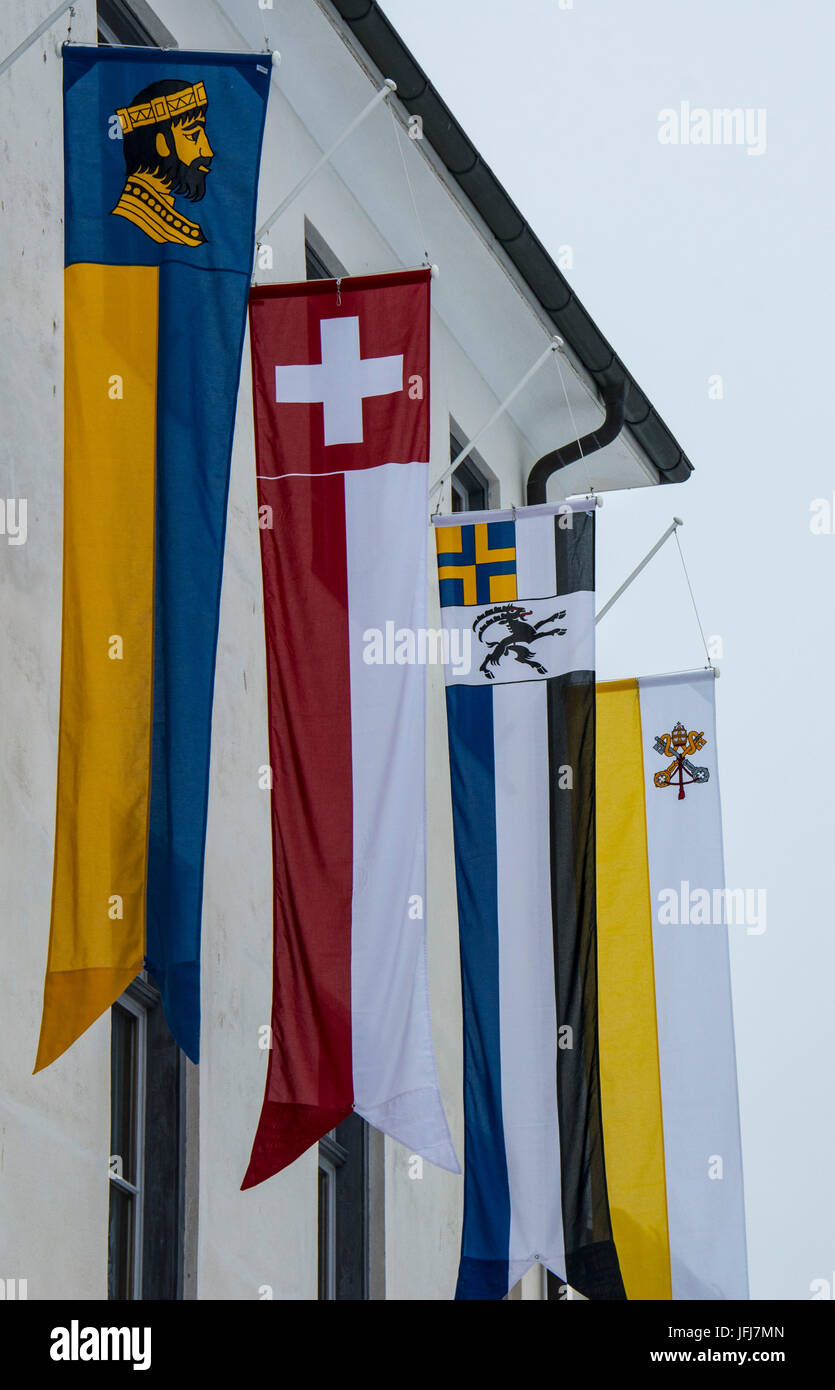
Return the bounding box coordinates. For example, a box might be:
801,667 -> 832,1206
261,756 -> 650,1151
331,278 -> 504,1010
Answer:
653,721 -> 710,801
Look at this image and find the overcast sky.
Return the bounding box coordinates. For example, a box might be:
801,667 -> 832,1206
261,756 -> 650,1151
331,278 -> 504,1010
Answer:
381,0 -> 835,1300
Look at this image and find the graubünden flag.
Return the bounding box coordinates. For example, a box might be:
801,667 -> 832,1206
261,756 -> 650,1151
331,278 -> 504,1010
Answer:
434,500 -> 625,1300
243,270 -> 459,1187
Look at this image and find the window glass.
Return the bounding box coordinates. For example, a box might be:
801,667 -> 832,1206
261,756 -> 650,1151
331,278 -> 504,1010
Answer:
110,1004 -> 137,1186
108,1186 -> 134,1301
450,433 -> 489,511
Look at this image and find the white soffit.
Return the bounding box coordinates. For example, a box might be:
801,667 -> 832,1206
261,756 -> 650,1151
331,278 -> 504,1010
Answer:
216,0 -> 658,493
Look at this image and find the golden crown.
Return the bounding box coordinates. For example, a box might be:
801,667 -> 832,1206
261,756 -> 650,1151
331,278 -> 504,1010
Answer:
116,81 -> 207,134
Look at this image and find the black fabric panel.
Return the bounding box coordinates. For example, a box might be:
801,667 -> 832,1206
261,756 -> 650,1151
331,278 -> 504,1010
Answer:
547,664 -> 626,1301
555,508 -> 595,596
546,1240 -> 625,1301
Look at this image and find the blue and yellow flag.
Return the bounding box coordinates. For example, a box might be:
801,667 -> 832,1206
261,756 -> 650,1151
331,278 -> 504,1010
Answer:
36,45 -> 270,1070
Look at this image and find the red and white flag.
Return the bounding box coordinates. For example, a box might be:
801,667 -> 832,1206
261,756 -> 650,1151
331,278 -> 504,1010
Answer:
243,269 -> 459,1187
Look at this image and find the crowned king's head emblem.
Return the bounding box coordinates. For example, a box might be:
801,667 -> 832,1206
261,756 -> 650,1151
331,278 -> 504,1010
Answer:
111,78 -> 213,246
653,721 -> 710,800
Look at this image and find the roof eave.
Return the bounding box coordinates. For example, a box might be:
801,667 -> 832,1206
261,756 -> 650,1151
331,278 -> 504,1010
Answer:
330,0 -> 693,485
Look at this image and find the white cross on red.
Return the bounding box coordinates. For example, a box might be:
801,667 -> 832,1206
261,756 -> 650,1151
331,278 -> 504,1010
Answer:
275,316 -> 403,447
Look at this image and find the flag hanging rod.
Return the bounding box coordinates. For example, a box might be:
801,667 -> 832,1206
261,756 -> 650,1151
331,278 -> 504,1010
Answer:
601,663 -> 719,681
61,42 -> 279,55
0,1 -> 73,77
256,78 -> 397,242
430,337 -> 563,502
595,517 -> 683,625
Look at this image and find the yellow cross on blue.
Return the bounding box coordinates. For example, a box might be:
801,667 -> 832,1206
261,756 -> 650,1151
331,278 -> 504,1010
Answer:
436,520 -> 517,607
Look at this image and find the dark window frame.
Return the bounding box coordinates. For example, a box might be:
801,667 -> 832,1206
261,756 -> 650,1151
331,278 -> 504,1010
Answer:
108,975 -> 185,1301
317,1116 -> 369,1301
97,0 -> 177,48
304,222 -> 348,283
108,995 -> 146,1300
450,429 -> 491,512
306,241 -> 337,283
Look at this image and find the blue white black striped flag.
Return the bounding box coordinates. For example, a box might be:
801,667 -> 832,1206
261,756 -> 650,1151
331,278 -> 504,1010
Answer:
433,499 -> 625,1300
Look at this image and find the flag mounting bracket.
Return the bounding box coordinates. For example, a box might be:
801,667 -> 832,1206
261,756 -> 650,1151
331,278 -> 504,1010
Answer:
430,337 -> 562,509
255,78 -> 397,243
0,0 -> 74,78
595,517 -> 683,625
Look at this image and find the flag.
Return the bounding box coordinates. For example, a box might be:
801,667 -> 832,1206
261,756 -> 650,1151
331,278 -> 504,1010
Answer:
243,269 -> 458,1187
434,500 -> 625,1300
36,46 -> 270,1070
597,670 -> 748,1299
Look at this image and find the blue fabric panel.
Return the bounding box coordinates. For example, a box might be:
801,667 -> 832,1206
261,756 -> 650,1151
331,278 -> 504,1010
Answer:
446,684 -> 511,1299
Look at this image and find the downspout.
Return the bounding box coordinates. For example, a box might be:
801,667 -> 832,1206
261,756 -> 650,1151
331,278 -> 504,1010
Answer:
526,381 -> 628,505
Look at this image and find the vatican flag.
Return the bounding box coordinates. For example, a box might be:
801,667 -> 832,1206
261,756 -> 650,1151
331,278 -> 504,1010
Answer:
597,670 -> 748,1300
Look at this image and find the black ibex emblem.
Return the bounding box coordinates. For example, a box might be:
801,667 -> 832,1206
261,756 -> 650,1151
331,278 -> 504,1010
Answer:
472,604 -> 567,680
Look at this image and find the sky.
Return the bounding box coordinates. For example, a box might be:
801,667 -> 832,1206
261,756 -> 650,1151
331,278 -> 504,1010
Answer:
381,0 -> 835,1300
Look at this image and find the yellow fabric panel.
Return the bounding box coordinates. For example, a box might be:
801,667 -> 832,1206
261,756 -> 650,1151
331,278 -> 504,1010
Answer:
489,572 -> 517,602
36,263 -> 158,1072
596,678 -> 672,1298
434,524 -> 461,554
473,523 -> 515,565
437,564 -> 477,605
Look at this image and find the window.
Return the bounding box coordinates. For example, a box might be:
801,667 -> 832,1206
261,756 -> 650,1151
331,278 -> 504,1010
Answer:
108,996 -> 146,1299
108,976 -> 187,1300
450,429 -> 490,512
97,0 -> 176,48
317,1115 -> 371,1300
317,1133 -> 340,1301
306,242 -> 336,284
304,221 -> 347,282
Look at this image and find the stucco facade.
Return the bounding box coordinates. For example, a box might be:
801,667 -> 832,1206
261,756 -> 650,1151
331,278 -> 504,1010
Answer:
0,0 -> 667,1300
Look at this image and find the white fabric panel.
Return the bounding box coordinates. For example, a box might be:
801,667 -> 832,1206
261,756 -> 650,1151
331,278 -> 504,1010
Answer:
515,512 -> 558,597
441,592 -> 594,688
432,498 -> 596,529
345,462 -> 459,1172
639,671 -> 748,1299
276,317 -> 402,447
493,681 -> 566,1283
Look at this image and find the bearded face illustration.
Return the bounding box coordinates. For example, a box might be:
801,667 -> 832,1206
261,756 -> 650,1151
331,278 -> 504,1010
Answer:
111,78 -> 214,246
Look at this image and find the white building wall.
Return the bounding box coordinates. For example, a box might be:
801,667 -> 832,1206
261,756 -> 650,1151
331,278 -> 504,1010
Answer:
1,0 -> 652,1301
141,0 -> 542,1301
0,0 -> 108,1301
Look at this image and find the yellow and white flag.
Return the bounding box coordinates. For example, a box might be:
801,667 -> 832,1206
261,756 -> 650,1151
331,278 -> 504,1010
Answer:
597,670 -> 748,1300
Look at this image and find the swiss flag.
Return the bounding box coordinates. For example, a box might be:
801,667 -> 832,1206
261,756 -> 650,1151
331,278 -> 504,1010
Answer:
248,270 -> 430,475
243,269 -> 458,1188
